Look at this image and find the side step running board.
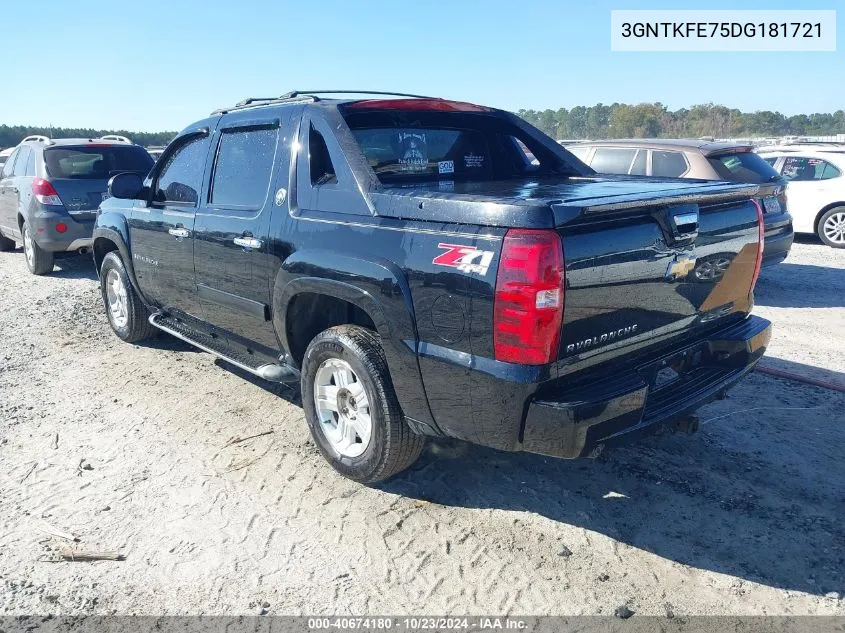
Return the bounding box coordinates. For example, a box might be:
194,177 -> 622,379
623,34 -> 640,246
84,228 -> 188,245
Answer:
149,313 -> 299,384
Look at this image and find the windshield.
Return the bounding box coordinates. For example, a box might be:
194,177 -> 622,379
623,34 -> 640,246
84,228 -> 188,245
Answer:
44,145 -> 154,179
341,107 -> 578,184
708,151 -> 779,184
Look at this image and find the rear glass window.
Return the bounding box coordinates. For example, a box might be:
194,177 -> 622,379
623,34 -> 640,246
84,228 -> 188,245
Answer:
44,146 -> 153,179
341,107 -> 578,184
590,148 -> 636,174
708,152 -> 779,184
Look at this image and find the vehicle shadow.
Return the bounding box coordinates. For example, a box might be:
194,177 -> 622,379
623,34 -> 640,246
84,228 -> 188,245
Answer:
51,255 -> 98,281
213,358 -> 301,406
756,261 -> 844,308
380,366 -> 845,596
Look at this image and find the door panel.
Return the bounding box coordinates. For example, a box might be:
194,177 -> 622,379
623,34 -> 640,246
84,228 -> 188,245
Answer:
0,149 -> 21,239
193,115 -> 285,353
128,130 -> 214,317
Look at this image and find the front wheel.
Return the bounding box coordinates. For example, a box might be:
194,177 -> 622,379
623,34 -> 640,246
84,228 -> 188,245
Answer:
818,207 -> 845,248
301,325 -> 424,483
22,223 -> 54,275
99,252 -> 156,343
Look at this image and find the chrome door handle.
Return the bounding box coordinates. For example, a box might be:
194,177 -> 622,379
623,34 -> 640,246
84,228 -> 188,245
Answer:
233,237 -> 263,250
168,227 -> 191,238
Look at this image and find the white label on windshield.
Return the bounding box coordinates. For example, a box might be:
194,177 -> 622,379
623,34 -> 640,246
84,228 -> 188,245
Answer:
438,160 -> 454,174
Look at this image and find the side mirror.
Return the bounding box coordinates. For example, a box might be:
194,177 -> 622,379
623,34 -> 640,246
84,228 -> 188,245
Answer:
108,172 -> 144,200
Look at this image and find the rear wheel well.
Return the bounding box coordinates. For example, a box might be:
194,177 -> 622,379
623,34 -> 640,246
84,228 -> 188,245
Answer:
93,238 -> 119,272
814,203 -> 845,231
286,293 -> 377,367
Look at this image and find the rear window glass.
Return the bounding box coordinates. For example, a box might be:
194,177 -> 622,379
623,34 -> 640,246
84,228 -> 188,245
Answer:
590,148 -> 637,174
708,152 -> 779,184
341,107 -> 577,184
44,146 -> 153,179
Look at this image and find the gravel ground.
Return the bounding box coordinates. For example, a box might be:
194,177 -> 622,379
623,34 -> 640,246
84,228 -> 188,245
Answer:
0,238 -> 843,617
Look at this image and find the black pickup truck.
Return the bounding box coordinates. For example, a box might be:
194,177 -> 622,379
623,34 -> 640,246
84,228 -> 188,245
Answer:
93,91 -> 772,483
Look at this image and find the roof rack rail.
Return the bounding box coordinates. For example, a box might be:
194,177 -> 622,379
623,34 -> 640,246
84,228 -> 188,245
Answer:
212,90 -> 437,115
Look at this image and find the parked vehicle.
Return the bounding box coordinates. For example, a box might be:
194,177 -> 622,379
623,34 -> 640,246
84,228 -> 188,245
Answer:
99,135 -> 132,144
568,139 -> 793,267
0,148 -> 13,170
93,92 -> 771,483
757,148 -> 845,248
0,138 -> 154,274
145,146 -> 166,161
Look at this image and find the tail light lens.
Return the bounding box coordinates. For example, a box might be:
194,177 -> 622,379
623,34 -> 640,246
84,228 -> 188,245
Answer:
32,179 -> 62,206
493,229 -> 564,365
749,200 -> 764,294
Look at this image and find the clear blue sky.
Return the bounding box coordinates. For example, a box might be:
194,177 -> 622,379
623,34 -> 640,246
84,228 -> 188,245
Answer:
1,0 -> 840,131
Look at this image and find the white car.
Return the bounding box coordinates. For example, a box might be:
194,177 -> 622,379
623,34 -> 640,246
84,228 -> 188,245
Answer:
757,148 -> 845,248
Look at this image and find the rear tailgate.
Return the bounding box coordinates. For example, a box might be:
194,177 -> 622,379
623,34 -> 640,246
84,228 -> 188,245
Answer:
49,178 -> 110,219
552,179 -> 761,365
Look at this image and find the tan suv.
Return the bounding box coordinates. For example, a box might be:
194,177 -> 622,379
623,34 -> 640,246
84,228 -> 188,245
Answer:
568,139 -> 794,266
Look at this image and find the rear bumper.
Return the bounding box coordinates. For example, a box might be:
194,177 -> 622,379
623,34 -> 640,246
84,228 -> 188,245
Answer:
761,212 -> 793,267
520,315 -> 771,458
29,207 -> 95,252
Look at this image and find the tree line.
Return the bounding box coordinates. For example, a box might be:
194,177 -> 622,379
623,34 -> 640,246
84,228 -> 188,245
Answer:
0,125 -> 175,149
4,102 -> 845,148
517,103 -> 845,140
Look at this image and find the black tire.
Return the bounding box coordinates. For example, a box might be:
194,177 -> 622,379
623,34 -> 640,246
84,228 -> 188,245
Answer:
301,325 -> 424,483
817,207 -> 845,248
0,231 -> 14,252
22,222 -> 54,275
99,251 -> 156,343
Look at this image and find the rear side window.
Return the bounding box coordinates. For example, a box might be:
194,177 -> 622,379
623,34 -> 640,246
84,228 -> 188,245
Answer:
652,151 -> 688,177
630,150 -> 647,175
762,157 -> 778,167
590,148 -> 636,174
567,146 -> 590,162
44,146 -> 153,179
782,156 -> 841,181
13,147 -> 31,176
156,135 -> 211,205
1,150 -> 18,178
309,126 -> 337,186
708,152 -> 779,184
210,127 -> 277,208
25,150 -> 36,176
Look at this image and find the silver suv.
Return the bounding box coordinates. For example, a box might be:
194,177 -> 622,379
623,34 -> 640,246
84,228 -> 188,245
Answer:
568,139 -> 794,267
0,138 -> 153,274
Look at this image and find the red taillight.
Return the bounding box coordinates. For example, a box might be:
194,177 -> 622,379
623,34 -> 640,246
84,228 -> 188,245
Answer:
493,229 -> 564,365
750,200 -> 764,294
55,222 -> 68,234
32,179 -> 62,205
346,98 -> 490,112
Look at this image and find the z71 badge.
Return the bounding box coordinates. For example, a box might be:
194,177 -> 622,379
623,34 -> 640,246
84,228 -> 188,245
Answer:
432,243 -> 495,275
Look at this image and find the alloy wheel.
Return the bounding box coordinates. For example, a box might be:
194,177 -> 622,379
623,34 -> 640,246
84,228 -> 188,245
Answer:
823,211 -> 845,245
105,268 -> 129,328
313,358 -> 373,458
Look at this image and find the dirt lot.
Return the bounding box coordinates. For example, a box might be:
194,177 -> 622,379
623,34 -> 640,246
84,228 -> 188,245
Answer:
0,237 -> 843,617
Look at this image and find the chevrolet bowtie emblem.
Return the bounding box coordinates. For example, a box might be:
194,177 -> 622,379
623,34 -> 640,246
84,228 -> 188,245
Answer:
666,255 -> 696,280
